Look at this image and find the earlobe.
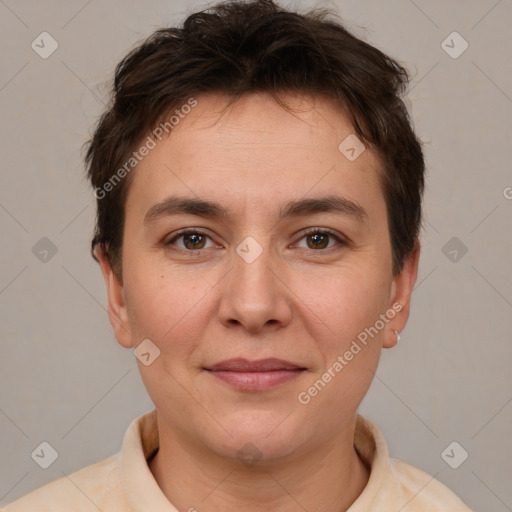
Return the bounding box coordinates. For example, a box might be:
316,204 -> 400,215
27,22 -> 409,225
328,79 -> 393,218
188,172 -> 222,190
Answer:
94,244 -> 133,348
383,329 -> 401,349
383,239 -> 421,349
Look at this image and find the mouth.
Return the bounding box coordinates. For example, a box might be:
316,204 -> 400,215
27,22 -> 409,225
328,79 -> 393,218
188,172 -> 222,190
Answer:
204,358 -> 307,391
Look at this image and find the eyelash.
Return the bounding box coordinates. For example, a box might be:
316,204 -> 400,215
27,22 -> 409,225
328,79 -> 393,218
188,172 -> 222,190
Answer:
163,227 -> 349,254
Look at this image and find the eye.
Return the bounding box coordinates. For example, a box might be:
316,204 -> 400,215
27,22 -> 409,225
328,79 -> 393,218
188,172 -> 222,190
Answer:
294,228 -> 348,250
164,228 -> 349,254
165,229 -> 219,251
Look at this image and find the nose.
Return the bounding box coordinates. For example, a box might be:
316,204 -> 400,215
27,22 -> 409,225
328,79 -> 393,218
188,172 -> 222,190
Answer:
218,240 -> 292,333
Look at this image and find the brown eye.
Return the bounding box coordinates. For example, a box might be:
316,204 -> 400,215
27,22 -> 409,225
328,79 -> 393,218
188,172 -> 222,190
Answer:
182,232 -> 206,250
295,229 -> 347,251
165,230 -> 216,252
306,232 -> 329,249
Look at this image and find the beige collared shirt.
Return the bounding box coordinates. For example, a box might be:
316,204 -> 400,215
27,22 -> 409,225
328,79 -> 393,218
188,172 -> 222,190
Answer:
2,409 -> 472,511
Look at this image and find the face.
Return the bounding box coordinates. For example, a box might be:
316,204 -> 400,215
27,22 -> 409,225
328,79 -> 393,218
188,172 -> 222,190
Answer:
97,92 -> 419,463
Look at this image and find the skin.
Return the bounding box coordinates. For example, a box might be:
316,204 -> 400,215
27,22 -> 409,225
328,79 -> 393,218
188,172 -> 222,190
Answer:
96,91 -> 420,512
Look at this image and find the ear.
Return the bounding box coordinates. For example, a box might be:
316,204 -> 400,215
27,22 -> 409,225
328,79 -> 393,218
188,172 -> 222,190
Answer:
94,244 -> 133,348
383,238 -> 421,349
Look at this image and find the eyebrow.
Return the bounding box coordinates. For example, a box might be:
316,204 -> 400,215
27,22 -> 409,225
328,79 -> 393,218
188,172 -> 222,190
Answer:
143,194 -> 368,225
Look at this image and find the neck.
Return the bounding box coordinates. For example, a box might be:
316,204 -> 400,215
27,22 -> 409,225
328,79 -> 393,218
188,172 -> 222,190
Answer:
149,416 -> 370,512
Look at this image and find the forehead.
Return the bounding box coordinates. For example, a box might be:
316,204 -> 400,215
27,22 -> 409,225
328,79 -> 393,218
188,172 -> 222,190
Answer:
125,92 -> 385,223
168,92 -> 353,154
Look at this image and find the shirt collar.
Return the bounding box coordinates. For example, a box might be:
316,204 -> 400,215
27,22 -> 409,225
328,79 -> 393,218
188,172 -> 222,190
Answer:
120,408 -> 179,511
120,409 -> 387,511
348,414 -> 389,510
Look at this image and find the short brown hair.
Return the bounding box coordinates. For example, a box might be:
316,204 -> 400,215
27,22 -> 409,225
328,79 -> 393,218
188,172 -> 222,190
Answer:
85,0 -> 424,280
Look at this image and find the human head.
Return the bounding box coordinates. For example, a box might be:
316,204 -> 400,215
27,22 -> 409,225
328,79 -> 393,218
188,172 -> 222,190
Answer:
87,0 -> 423,472
85,0 -> 424,282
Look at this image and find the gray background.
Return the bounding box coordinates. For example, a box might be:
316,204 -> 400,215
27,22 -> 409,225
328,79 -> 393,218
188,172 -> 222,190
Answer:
1,0 -> 511,510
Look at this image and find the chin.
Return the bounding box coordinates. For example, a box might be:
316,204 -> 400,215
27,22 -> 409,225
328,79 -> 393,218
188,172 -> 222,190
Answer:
203,413 -> 309,464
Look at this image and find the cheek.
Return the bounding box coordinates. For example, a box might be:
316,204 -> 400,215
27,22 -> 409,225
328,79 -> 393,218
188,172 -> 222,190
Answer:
125,274 -> 172,338
123,262 -> 216,354
123,269 -> 208,403
299,272 -> 387,406
299,263 -> 390,337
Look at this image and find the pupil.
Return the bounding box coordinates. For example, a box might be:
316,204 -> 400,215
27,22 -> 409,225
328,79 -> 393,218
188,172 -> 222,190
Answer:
185,233 -> 204,249
309,233 -> 327,249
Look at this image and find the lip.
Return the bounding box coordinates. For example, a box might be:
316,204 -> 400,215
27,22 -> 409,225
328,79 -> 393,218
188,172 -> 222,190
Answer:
204,358 -> 306,391
206,358 -> 304,372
